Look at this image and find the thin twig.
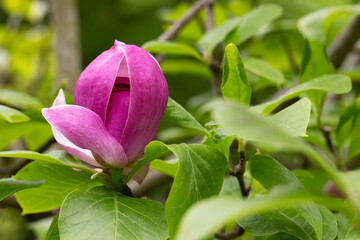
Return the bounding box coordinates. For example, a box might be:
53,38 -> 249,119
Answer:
203,0 -> 223,97
158,0 -> 215,41
321,126 -> 338,162
215,225 -> 245,240
329,15 -> 360,68
230,151 -> 249,197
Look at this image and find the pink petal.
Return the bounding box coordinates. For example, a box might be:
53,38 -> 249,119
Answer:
42,105 -> 128,168
74,45 -> 125,122
104,77 -> 130,141
117,43 -> 168,163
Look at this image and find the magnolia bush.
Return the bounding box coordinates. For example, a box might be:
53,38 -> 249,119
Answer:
1,1 -> 360,240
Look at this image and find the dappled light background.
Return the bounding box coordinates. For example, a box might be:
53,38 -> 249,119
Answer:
0,0 -> 358,239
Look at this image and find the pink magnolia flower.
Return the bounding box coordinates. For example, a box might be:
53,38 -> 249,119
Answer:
42,41 -> 168,172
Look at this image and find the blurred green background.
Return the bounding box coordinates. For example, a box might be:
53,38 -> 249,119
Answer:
0,0 -> 357,239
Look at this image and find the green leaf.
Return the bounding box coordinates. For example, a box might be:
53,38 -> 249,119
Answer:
125,141 -> 170,182
221,43 -> 251,105
347,138 -> 360,161
142,40 -> 203,61
210,100 -> 338,180
243,57 -> 285,87
0,105 -> 29,123
150,159 -> 178,177
225,4 -> 283,46
252,74 -> 351,114
198,4 -> 282,51
0,89 -> 42,109
211,100 -> 301,151
243,155 -> 336,240
336,203 -> 360,240
0,150 -> 93,172
239,205 -> 336,240
160,60 -> 211,78
0,178 -> 44,201
299,40 -> 334,114
175,186 -> 314,240
0,121 -> 49,150
299,40 -> 334,84
267,98 -> 311,137
298,6 -> 360,43
44,214 -> 59,240
198,17 -> 241,51
15,161 -> 100,214
165,144 -> 227,238
58,186 -> 168,240
163,98 -> 208,134
249,154 -> 304,190
336,99 -> 360,149
293,170 -> 329,195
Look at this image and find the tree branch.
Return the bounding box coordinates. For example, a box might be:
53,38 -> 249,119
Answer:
328,15 -> 360,68
321,126 -> 338,161
215,225 -> 245,240
230,150 -> 249,197
158,0 -> 215,41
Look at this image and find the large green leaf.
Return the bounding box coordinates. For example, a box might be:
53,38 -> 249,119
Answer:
267,98 -> 311,137
243,57 -> 285,87
0,178 -> 44,201
0,150 -> 93,172
336,203 -> 360,240
240,155 -> 337,240
210,99 -> 339,188
198,4 -> 282,51
211,99 -> 301,151
0,89 -> 42,109
252,74 -> 351,114
44,214 -> 59,240
58,186 -> 168,240
165,144 -> 227,238
175,186 -> 315,240
15,161 -> 100,214
163,98 -> 208,134
221,43 -> 251,105
142,40 -> 203,61
0,105 -> 29,123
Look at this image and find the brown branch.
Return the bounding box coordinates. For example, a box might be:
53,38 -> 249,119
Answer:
215,225 -> 245,240
230,151 -> 249,197
203,0 -> 222,97
329,15 -> 360,68
321,126 -> 338,160
158,0 -> 215,41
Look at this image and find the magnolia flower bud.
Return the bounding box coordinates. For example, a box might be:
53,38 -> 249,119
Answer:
42,41 -> 168,172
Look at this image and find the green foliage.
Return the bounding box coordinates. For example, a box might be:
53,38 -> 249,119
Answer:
14,161 -> 100,214
175,186 -> 315,240
221,43 -> 251,105
58,187 -> 168,240
199,4 -> 283,51
0,105 -> 29,123
165,144 -> 227,238
0,178 -> 44,201
0,150 -> 93,172
142,40 -> 203,61
252,74 -> 351,114
243,57 -> 285,87
163,98 -> 208,134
